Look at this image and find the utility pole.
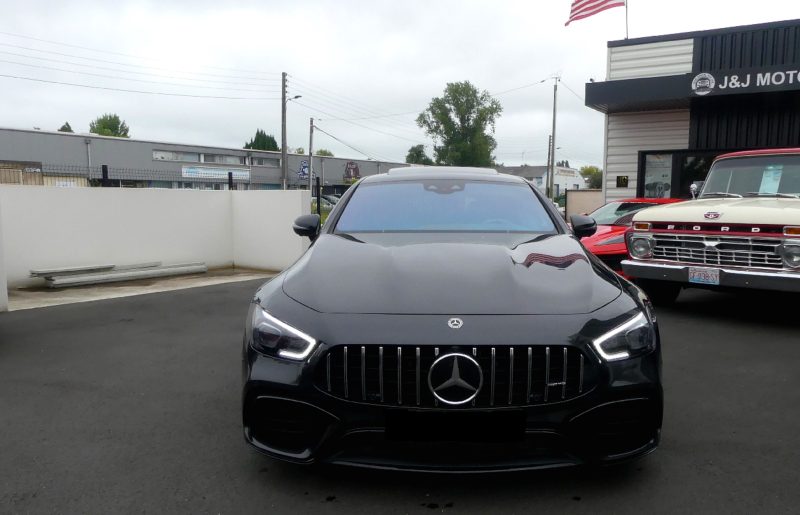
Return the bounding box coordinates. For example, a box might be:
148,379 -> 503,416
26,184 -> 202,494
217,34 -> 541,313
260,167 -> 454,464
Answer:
308,117 -> 314,191
546,135 -> 552,197
281,72 -> 288,190
548,76 -> 559,200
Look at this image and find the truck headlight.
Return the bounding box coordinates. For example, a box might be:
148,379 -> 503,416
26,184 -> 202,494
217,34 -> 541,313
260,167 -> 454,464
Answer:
628,236 -> 654,259
592,312 -> 655,362
779,244 -> 800,269
250,306 -> 317,360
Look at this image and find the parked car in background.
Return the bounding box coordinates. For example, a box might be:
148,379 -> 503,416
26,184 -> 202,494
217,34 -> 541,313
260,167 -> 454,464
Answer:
582,198 -> 683,274
623,148 -> 800,304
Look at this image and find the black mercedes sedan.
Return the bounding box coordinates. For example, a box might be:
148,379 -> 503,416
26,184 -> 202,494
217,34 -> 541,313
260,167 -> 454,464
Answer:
242,166 -> 662,472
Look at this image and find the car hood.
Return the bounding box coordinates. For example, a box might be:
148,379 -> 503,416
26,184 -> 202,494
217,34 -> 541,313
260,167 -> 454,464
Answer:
580,224 -> 626,248
632,197 -> 800,224
282,233 -> 622,315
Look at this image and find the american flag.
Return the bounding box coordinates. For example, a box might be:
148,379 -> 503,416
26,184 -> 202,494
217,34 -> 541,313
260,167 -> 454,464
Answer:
565,0 -> 626,26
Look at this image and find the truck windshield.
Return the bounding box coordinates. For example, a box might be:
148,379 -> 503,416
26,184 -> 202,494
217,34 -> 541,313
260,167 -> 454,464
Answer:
335,179 -> 556,233
701,155 -> 800,198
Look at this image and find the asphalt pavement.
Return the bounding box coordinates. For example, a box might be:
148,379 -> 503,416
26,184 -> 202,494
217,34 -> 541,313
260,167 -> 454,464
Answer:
1,280 -> 798,514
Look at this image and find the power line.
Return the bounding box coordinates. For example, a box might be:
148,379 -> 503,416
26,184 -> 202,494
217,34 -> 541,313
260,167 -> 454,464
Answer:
560,81 -> 585,102
0,30 -> 280,76
0,50 -> 274,88
313,125 -> 388,162
491,77 -> 550,97
290,76 -> 421,131
0,41 -> 280,82
294,100 -> 425,144
291,87 -> 423,136
0,72 -> 280,100
0,58 -> 277,93
317,110 -> 419,122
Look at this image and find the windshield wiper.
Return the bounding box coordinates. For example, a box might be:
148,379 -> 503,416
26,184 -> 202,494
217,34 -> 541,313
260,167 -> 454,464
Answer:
744,192 -> 800,198
700,192 -> 743,198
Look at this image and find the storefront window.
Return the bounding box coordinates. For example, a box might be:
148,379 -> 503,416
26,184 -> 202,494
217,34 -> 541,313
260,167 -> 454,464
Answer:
642,154 -> 673,198
639,151 -> 722,198
678,154 -> 716,197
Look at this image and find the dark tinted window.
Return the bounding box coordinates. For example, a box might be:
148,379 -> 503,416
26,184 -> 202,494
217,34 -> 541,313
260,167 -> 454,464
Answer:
335,179 -> 555,233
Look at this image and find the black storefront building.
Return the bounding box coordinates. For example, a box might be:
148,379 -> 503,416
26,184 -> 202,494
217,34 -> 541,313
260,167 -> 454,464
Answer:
585,18 -> 800,201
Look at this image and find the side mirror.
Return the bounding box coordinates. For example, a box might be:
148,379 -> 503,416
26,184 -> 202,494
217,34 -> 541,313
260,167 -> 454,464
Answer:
570,214 -> 597,239
690,181 -> 704,199
293,214 -> 321,240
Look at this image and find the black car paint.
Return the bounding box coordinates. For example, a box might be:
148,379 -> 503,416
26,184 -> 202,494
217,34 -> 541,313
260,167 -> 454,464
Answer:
242,170 -> 663,472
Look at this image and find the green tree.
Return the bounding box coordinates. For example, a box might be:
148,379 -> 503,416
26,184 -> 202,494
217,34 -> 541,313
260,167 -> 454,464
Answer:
58,122 -> 73,133
294,147 -> 305,154
416,81 -> 502,166
89,114 -> 130,138
405,144 -> 434,165
315,149 -> 334,157
556,159 -> 571,168
244,129 -> 279,151
580,165 -> 603,189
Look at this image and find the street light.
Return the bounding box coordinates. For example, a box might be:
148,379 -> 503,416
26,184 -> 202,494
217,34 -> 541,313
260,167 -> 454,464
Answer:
280,86 -> 303,189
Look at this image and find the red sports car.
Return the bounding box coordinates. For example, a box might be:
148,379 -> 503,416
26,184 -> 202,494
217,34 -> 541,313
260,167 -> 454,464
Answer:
582,198 -> 683,275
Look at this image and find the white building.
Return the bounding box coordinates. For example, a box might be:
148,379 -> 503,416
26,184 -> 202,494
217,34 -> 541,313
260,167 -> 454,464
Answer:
499,165 -> 586,196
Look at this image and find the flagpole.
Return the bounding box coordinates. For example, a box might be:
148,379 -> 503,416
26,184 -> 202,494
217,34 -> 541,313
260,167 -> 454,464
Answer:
625,0 -> 629,39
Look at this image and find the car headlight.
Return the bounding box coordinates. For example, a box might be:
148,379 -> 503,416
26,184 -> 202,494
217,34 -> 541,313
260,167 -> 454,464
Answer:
628,236 -> 654,259
250,306 -> 317,360
597,234 -> 625,246
592,312 -> 655,362
778,244 -> 800,269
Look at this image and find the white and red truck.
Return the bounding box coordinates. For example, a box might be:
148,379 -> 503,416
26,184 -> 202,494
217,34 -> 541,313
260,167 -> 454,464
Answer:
622,148 -> 800,304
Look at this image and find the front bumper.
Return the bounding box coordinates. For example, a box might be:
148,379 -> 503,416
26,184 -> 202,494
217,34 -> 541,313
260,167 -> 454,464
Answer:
242,344 -> 662,472
621,259 -> 800,292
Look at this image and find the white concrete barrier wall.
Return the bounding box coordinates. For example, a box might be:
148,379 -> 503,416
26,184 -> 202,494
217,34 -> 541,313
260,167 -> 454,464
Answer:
566,189 -> 605,219
232,190 -> 310,271
0,186 -> 310,290
0,195 -> 8,311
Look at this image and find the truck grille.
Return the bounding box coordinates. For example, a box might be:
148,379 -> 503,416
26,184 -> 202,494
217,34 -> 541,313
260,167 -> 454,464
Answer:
316,345 -> 596,409
652,234 -> 783,268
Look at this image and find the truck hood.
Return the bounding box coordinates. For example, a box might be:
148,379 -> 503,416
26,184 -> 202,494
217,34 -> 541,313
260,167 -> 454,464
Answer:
632,197 -> 800,224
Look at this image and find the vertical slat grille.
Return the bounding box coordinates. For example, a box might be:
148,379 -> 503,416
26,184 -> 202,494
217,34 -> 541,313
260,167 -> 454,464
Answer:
320,345 -> 595,408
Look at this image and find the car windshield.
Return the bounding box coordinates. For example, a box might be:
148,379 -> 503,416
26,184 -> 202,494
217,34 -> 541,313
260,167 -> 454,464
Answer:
589,201 -> 658,225
335,179 -> 556,233
701,155 -> 800,198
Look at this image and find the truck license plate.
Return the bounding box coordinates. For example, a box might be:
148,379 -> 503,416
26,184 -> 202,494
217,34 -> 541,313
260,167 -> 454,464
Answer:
688,267 -> 720,285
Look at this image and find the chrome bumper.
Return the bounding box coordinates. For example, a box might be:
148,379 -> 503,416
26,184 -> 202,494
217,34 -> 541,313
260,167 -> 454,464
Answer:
621,260 -> 800,292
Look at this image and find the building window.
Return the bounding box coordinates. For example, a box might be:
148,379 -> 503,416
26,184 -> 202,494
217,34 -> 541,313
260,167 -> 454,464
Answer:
251,156 -> 280,167
203,154 -> 246,165
153,150 -> 200,162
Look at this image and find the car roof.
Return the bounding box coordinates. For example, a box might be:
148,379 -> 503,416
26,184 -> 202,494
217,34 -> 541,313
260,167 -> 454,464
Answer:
363,166 -> 527,184
716,148 -> 800,160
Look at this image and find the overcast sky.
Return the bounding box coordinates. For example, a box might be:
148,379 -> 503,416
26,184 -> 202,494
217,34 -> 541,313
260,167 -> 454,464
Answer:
2,1 -> 799,167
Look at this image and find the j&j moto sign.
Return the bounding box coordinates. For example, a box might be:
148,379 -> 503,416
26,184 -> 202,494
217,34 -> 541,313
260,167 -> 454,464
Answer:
690,66 -> 800,97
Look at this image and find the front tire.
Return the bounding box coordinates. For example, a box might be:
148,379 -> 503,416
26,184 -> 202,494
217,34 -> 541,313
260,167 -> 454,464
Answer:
637,279 -> 681,306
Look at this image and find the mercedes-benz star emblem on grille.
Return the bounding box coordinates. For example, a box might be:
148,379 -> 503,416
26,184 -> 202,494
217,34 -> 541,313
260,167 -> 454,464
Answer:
427,353 -> 483,405
704,211 -> 722,220
447,317 -> 463,329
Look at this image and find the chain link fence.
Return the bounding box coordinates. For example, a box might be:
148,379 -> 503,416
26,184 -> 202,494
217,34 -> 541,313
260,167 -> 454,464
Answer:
0,162 -> 282,190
